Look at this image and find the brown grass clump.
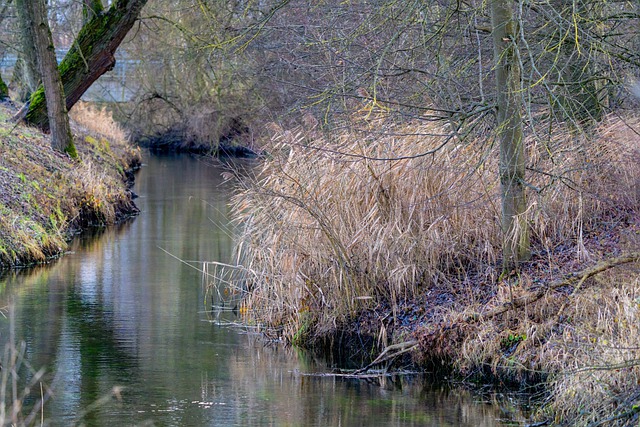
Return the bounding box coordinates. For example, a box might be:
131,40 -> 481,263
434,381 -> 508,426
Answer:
455,264 -> 640,425
232,117 -> 500,341
539,275 -> 640,425
231,114 -> 639,352
69,101 -> 128,144
68,101 -> 141,227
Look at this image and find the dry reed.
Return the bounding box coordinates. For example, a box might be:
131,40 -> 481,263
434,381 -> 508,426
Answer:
533,273 -> 640,425
67,101 -> 140,227
231,114 -> 639,349
228,112 -> 640,423
69,101 -> 128,144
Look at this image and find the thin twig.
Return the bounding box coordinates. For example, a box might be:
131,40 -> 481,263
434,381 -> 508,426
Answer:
353,340 -> 418,374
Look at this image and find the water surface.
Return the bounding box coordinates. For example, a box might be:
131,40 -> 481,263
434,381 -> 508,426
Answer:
0,154 -> 522,426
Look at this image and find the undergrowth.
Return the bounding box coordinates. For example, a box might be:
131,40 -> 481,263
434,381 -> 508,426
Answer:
228,112 -> 640,425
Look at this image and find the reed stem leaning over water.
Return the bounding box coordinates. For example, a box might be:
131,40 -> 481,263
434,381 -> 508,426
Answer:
0,305 -> 52,426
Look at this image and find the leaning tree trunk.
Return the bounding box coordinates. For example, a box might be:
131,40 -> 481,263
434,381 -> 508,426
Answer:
26,0 -> 76,155
491,0 -> 530,269
25,0 -> 148,131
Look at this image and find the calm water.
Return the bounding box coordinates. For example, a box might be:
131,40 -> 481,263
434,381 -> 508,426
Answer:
0,154 -> 523,426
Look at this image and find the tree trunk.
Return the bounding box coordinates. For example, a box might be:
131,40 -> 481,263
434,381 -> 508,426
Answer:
0,0 -> 16,100
13,0 -> 41,102
25,0 -> 76,156
25,0 -> 148,131
491,0 -> 529,269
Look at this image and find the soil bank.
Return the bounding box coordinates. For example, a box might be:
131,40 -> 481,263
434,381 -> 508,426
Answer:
0,102 -> 140,270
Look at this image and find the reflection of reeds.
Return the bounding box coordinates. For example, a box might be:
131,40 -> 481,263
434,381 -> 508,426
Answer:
203,261 -> 247,314
221,339 -> 525,426
230,114 -> 640,352
0,305 -> 52,426
0,305 -> 127,426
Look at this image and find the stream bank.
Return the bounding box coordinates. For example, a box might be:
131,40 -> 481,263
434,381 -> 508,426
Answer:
230,115 -> 640,426
0,153 -> 525,426
0,102 -> 140,269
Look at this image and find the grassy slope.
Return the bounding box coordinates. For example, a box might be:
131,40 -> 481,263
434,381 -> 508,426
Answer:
0,101 -> 140,269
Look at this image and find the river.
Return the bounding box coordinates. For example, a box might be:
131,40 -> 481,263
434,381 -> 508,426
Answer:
0,154 -> 525,426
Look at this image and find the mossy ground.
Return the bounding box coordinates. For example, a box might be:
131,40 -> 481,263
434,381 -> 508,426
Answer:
0,101 -> 140,269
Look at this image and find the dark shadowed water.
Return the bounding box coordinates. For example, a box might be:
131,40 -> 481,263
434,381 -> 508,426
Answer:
0,154 -> 525,426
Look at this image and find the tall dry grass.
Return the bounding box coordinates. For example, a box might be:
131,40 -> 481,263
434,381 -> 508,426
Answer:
67,101 -> 140,227
233,117 -> 499,340
231,114 -> 639,346
462,264 -> 640,425
69,101 -> 128,144
538,274 -> 640,425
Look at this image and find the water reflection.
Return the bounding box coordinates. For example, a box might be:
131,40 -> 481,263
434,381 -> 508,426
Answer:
0,154 -> 521,426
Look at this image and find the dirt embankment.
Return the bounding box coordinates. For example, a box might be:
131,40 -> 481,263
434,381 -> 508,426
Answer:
0,101 -> 141,269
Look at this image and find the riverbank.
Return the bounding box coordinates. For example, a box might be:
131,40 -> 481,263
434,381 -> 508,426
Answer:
0,101 -> 140,269
230,114 -> 640,425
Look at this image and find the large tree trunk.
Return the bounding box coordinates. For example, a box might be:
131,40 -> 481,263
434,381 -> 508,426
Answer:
25,0 -> 76,155
0,1 -> 10,100
25,0 -> 148,131
491,0 -> 530,269
13,0 -> 41,102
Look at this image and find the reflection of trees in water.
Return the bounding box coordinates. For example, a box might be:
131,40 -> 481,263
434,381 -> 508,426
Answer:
70,221 -> 134,252
63,289 -> 138,425
220,341 -> 518,426
0,253 -> 140,424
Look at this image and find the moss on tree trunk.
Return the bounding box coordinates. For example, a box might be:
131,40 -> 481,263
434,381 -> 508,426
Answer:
83,0 -> 105,24
491,0 -> 530,269
0,74 -> 7,100
25,0 -> 148,131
